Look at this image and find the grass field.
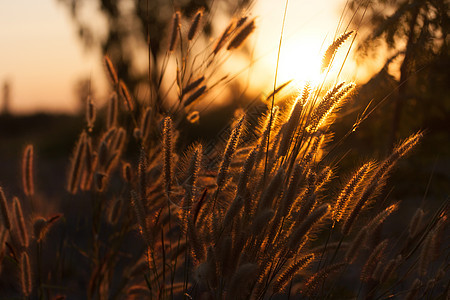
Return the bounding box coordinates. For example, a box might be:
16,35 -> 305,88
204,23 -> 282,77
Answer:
0,2 -> 448,299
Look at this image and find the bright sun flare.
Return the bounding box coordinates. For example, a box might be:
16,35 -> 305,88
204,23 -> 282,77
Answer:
278,41 -> 324,87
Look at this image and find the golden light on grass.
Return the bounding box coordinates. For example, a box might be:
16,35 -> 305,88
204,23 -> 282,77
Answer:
0,1 -> 446,299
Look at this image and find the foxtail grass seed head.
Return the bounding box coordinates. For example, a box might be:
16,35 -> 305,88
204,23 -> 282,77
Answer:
119,80 -> 134,112
361,239 -> 388,282
295,181 -> 317,223
183,145 -> 202,219
345,226 -> 367,263
333,162 -> 372,223
323,82 -> 345,102
258,168 -> 284,211
213,20 -> 235,54
111,127 -> 127,153
104,54 -> 118,86
13,197 -> 28,249
138,148 -> 147,203
236,16 -> 249,28
289,204 -> 330,251
321,31 -> 353,72
375,132 -> 423,180
343,133 -> 422,235
311,82 -> 356,130
183,76 -> 205,96
191,188 -> 207,226
188,218 -> 205,262
169,11 -> 181,52
307,82 -> 345,129
265,80 -> 292,101
216,116 -> 244,190
185,144 -> 202,189
79,137 -> 94,191
33,217 -> 47,242
380,257 -> 397,283
303,135 -> 324,166
140,107 -> 152,141
342,181 -> 377,235
33,215 -> 60,242
103,126 -> 117,144
281,163 -> 303,216
188,9 -> 203,41
334,82 -> 356,100
430,215 -> 447,260
419,232 -> 433,276
315,166 -> 333,190
273,253 -> 315,293
0,225 -> 7,249
22,145 -> 34,197
304,262 -> 346,296
122,162 -> 132,183
236,148 -> 257,195
227,19 -> 255,50
107,92 -> 118,129
255,106 -> 279,164
222,195 -> 243,232
278,93 -> 304,156
130,190 -> 150,246
20,252 -> 32,296
365,203 -> 398,233
0,187 -> 11,230
405,278 -> 422,300
104,151 -> 120,175
163,117 -> 173,196
67,132 -> 87,194
183,85 -> 206,107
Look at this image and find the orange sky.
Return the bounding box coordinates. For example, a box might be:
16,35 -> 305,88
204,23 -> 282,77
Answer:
0,0 -> 380,115
0,0 -> 106,114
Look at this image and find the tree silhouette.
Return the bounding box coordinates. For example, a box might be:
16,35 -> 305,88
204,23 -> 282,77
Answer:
57,0 -> 253,109
349,0 -> 449,148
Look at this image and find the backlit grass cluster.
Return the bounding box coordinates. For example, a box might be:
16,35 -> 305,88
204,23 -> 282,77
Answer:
0,8 -> 448,300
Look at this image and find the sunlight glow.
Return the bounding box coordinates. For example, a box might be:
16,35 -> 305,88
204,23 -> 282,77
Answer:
277,42 -> 323,87
0,0 -> 370,114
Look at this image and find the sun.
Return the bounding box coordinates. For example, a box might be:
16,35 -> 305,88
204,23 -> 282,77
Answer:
277,40 -> 324,87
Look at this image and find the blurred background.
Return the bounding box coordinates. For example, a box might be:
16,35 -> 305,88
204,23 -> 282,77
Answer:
0,0 -> 448,211
0,0 -> 448,298
1,0 -> 361,114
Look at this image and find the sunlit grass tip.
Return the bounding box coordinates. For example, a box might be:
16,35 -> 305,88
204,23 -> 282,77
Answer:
22,145 -> 34,197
